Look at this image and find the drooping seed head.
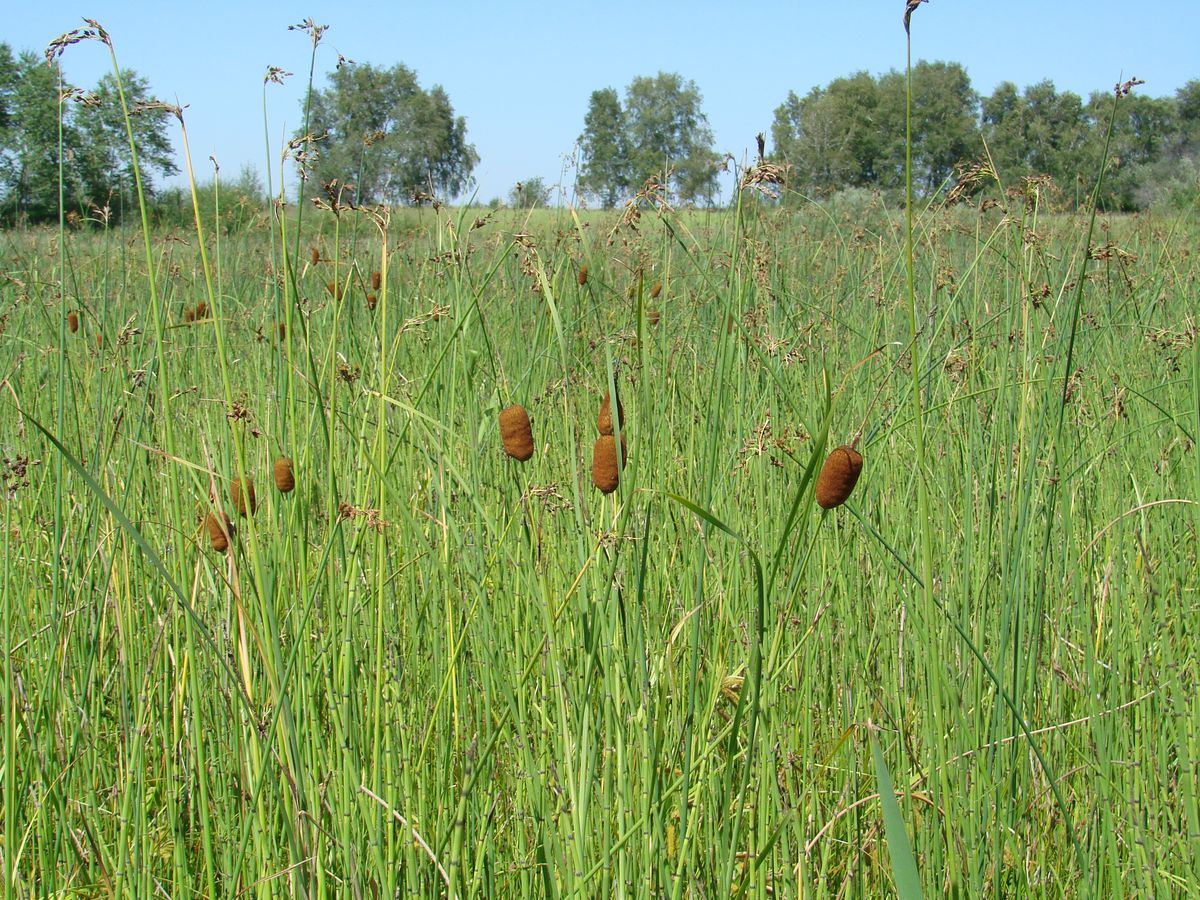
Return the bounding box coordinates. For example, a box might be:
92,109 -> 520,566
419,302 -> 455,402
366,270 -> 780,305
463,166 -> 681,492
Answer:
591,434 -> 626,494
273,457 -> 295,493
596,390 -> 624,436
815,445 -> 863,509
206,510 -> 233,552
231,476 -> 257,517
499,405 -> 534,461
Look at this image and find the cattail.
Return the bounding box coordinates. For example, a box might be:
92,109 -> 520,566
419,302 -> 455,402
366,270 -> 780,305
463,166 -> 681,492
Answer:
67,311 -> 79,333
273,457 -> 295,493
647,309 -> 661,325
591,434 -> 626,494
326,280 -> 338,299
277,320 -> 286,341
815,445 -> 863,509
310,246 -> 321,266
184,307 -> 195,323
231,477 -> 257,517
95,333 -> 103,349
366,293 -> 377,311
726,314 -> 735,335
371,270 -> 381,291
206,510 -> 233,552
650,281 -> 663,299
577,264 -> 588,286
195,301 -> 208,320
499,405 -> 535,461
596,390 -> 624,436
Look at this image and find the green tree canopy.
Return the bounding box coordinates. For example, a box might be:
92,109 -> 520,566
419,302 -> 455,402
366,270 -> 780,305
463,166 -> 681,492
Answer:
302,61 -> 478,204
509,176 -> 552,209
578,72 -> 719,207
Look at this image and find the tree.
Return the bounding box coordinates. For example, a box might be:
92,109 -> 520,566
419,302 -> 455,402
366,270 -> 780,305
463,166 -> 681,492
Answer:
577,73 -> 719,206
981,79 -> 1091,199
509,176 -> 551,209
302,62 -> 478,204
0,45 -> 176,224
577,88 -> 628,207
624,73 -> 719,203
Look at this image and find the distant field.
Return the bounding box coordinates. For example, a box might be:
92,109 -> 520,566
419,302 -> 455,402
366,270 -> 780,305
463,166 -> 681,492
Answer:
1,189 -> 1197,897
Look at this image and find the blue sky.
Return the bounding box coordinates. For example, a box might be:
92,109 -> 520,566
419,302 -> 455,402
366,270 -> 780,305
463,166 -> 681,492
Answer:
7,1 -> 1198,203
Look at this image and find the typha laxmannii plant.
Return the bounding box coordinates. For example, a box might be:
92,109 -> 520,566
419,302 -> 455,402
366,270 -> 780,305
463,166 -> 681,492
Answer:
591,434 -> 626,494
310,246 -> 321,266
67,311 -> 79,333
596,390 -> 624,437
206,510 -> 233,552
499,405 -> 534,461
815,446 -> 863,509
231,477 -> 257,516
650,281 -> 663,299
577,264 -> 588,286
273,457 -> 295,493
371,270 -> 381,291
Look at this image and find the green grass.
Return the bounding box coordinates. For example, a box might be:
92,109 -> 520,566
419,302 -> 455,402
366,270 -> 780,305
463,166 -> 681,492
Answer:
2,24 -> 1199,900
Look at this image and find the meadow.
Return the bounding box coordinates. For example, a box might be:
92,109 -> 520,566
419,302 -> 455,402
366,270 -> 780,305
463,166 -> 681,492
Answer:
2,156 -> 1199,898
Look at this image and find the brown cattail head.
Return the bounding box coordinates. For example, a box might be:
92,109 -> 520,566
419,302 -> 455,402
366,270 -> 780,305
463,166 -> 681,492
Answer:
371,270 -> 381,291
577,264 -> 588,286
231,476 -> 257,517
277,320 -> 286,341
596,390 -> 624,436
184,307 -> 195,323
499,405 -> 534,461
366,293 -> 377,311
326,280 -> 338,299
67,311 -> 80,333
726,314 -> 735,335
815,445 -> 863,509
647,309 -> 661,325
273,457 -> 295,493
650,281 -> 663,299
95,333 -> 103,349
206,510 -> 233,552
195,301 -> 208,320
310,246 -> 321,266
591,434 -> 626,494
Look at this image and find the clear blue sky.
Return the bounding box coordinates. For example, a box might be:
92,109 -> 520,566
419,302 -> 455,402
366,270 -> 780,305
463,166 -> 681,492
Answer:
7,1 -> 1198,203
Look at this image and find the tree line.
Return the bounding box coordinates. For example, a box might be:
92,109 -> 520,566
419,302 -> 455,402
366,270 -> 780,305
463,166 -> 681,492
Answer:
2,38 -> 1197,226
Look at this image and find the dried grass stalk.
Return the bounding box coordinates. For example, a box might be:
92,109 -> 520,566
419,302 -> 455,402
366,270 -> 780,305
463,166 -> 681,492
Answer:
499,405 -> 534,461
815,445 -> 863,509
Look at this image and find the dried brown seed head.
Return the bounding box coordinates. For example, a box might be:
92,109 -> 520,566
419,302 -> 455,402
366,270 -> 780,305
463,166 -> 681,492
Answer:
206,510 -> 233,552
499,405 -> 535,461
366,293 -> 377,311
273,457 -> 295,493
591,434 -> 626,494
647,309 -> 661,325
650,281 -> 663,299
596,390 -> 624,436
231,476 -> 257,517
577,264 -> 588,286
815,445 -> 863,509
371,270 -> 381,291
67,311 -> 79,333
310,246 -> 321,265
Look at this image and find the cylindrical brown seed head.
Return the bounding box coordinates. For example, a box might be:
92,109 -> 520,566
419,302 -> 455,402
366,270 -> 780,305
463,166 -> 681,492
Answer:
650,281 -> 663,299
273,457 -> 295,493
277,320 -> 286,341
195,301 -> 208,320
366,293 -> 377,311
577,264 -> 588,286
727,314 -> 735,335
95,333 -> 103,349
371,270 -> 381,291
310,246 -> 321,265
206,510 -> 233,552
591,434 -> 626,494
67,311 -> 79,333
647,309 -> 661,325
184,307 -> 195,323
815,445 -> 863,509
596,390 -> 624,436
231,477 -> 257,517
499,405 -> 534,461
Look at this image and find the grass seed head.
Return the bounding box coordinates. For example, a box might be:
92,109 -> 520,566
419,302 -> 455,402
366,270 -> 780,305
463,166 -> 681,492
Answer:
206,510 -> 233,552
596,390 -> 624,436
231,476 -> 257,516
815,445 -> 863,509
67,311 -> 79,333
591,434 -> 626,494
273,457 -> 295,493
578,264 -> 588,286
499,405 -> 535,461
